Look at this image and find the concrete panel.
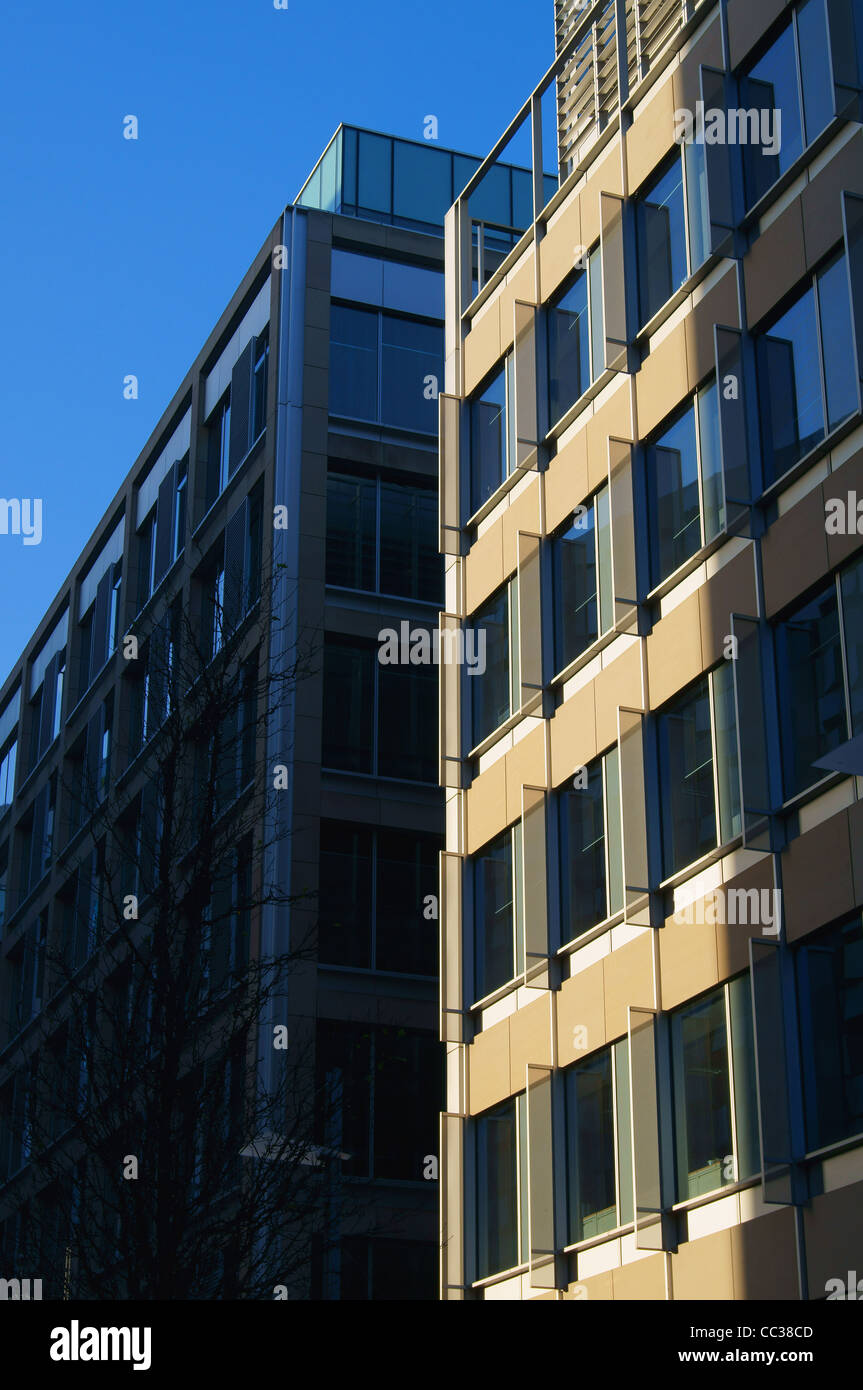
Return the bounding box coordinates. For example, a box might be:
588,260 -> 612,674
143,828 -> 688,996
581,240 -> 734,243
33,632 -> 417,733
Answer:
550,680 -> 597,789
566,1268 -> 613,1299
540,193 -> 582,304
464,298 -> 502,399
586,384 -> 633,493
824,447 -> 863,571
545,427 -> 590,536
699,546 -> 758,667
611,1251 -> 666,1299
501,477 -> 542,578
508,992 -> 553,1092
685,265 -> 740,390
505,724 -> 547,825
715,857 -> 775,980
465,523 -> 506,615
803,1180 -> 863,1298
593,641 -> 642,753
627,74 -> 676,197
730,1207 -> 799,1300
761,486 -> 830,618
659,912 -> 720,1012
466,756 -> 509,856
802,131 -> 863,271
497,252 -> 537,357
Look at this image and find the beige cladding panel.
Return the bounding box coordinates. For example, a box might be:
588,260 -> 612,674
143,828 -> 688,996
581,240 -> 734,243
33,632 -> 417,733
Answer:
501,477 -> 542,577
647,591 -> 703,710
626,74 -> 676,197
727,0 -> 789,69
468,1018 -> 512,1115
761,486 -> 830,617
611,1252 -> 666,1299
505,724 -> 547,825
850,796 -> 863,906
544,426 -> 590,535
699,545 -> 758,670
636,323 -> 690,440
672,1229 -> 735,1300
556,958 -> 607,1060
671,12 -> 724,114
540,193 -> 582,304
593,641 -> 642,753
463,298 -> 502,399
730,1207 -> 799,1299
586,385 -> 633,494
465,522 -> 505,615
465,756 -> 508,856
567,1269 -> 613,1299
803,1181 -> 863,1297
802,131 -> 863,270
715,857 -> 776,980
550,679 -> 597,790
497,252 -> 537,357
603,930 -> 654,1039
685,265 -> 741,389
659,914 -> 720,1012
744,200 -> 807,329
783,811 -> 856,943
824,447 -> 863,572
508,992 -> 553,1093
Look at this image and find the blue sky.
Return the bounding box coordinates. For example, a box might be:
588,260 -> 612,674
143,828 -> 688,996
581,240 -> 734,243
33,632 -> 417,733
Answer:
0,0 -> 553,688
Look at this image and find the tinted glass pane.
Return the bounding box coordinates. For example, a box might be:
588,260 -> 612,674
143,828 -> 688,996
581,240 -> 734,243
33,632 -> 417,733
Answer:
326,473 -> 376,590
377,659 -> 437,782
374,1030 -> 440,1179
757,284 -> 825,485
673,989 -> 733,1200
589,246 -> 604,380
742,26 -> 803,205
548,272 -> 589,423
380,315 -> 443,432
729,974 -> 761,1180
357,131 -> 392,216
475,831 -> 514,998
472,587 -> 510,746
712,662 -> 742,843
316,1023 -> 370,1178
477,1100 -> 518,1278
566,1050 -> 617,1241
798,0 -> 834,144
379,480 -> 441,601
393,141 -> 452,227
637,157 -> 687,325
318,822 -> 373,968
698,379 -> 724,542
684,135 -> 710,272
647,402 -> 701,585
322,638 -> 374,773
330,305 -> 378,420
818,254 -> 859,432
376,829 -> 439,974
776,583 -> 845,798
797,915 -> 863,1148
561,762 -> 607,940
659,676 -> 716,877
470,367 -> 507,513
554,508 -> 597,671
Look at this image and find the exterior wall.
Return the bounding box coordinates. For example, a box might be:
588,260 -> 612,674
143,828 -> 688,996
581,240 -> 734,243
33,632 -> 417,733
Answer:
441,0 -> 863,1299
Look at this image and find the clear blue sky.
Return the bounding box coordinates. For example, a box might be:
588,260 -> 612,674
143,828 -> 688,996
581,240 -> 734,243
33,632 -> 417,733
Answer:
0,0 -> 554,689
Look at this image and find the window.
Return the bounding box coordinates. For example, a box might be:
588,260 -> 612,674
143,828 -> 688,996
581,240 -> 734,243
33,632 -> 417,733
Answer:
474,825 -> 522,1000
318,821 -> 439,975
252,334 -> 269,443
756,253 -> 858,487
553,486 -> 612,670
471,579 -> 519,748
565,1039 -> 632,1242
646,379 -> 723,587
28,649 -> 65,774
476,1095 -> 527,1278
315,1022 -> 440,1181
173,459 -> 187,561
329,305 -> 443,433
137,458 -> 189,610
207,392 -> 231,504
320,1236 -> 437,1302
796,913 -> 863,1150
326,468 -> 441,603
774,554 -> 863,799
0,840 -> 8,931
741,1 -> 833,209
559,747 -> 623,942
547,246 -> 604,424
322,635 -> 437,782
470,356 -> 515,514
657,666 -> 741,879
0,739 -> 16,816
671,977 -> 759,1200
636,150 -> 708,326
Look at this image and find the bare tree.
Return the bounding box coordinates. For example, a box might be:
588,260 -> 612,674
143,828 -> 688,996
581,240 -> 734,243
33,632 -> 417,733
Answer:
0,559 -> 375,1299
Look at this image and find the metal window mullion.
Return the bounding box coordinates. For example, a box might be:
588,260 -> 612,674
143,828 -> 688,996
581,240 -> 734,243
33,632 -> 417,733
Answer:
370,830 -> 378,972
375,476 -> 382,593
724,981 -> 740,1184
706,668 -> 723,848
811,268 -> 831,443
372,647 -> 380,775
611,1042 -> 623,1227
